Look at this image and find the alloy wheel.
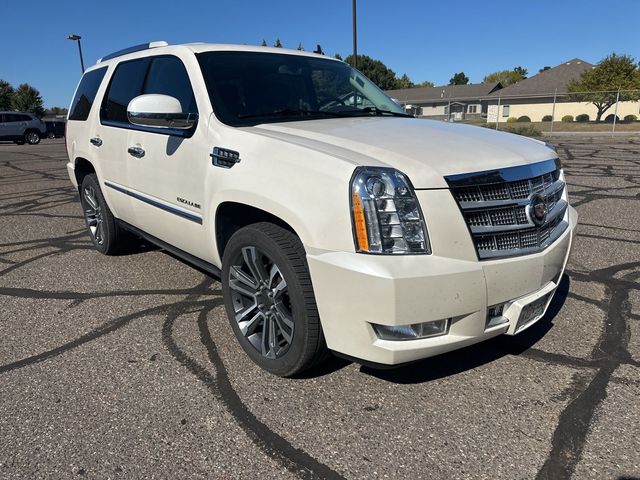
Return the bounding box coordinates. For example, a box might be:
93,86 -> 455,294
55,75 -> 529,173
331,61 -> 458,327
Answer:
83,186 -> 105,245
228,246 -> 294,359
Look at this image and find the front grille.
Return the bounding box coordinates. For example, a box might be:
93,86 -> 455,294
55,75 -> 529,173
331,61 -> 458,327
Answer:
445,159 -> 569,260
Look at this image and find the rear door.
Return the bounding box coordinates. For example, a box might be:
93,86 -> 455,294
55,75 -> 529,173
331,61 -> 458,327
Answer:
124,55 -> 209,258
5,114 -> 23,137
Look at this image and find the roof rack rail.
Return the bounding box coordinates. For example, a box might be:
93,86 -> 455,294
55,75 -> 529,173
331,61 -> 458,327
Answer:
98,41 -> 168,63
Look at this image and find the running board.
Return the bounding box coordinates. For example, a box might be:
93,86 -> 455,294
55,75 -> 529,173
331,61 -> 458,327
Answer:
118,221 -> 221,279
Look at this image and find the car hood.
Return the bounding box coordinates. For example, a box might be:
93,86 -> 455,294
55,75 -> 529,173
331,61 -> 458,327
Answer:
246,117 -> 555,188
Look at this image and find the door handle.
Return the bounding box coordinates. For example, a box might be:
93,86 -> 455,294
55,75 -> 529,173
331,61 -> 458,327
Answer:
90,137 -> 102,147
127,146 -> 145,158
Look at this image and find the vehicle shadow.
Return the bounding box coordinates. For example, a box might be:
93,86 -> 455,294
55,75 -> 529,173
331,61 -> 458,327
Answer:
356,274 -> 571,384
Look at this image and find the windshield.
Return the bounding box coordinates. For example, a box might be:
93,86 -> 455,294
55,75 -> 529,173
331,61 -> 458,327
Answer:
196,51 -> 409,126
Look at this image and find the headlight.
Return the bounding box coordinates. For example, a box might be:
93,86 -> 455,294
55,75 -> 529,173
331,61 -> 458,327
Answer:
350,167 -> 430,254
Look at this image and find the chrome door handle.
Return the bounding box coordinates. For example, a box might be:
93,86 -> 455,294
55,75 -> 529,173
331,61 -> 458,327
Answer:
127,146 -> 145,158
90,137 -> 102,146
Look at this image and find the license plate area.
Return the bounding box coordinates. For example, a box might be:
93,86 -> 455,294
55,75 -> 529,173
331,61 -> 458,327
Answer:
515,294 -> 550,333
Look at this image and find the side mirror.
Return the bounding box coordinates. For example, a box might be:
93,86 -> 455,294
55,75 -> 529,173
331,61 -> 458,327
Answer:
127,94 -> 198,130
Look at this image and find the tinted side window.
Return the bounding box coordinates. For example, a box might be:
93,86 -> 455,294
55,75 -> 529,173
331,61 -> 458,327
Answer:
69,67 -> 108,121
6,114 -> 20,122
101,58 -> 150,123
19,115 -> 32,121
144,56 -> 197,113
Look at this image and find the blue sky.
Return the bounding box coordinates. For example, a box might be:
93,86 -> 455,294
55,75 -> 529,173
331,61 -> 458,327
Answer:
1,0 -> 638,107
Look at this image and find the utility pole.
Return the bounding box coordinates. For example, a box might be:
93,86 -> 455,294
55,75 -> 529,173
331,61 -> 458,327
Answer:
352,0 -> 358,69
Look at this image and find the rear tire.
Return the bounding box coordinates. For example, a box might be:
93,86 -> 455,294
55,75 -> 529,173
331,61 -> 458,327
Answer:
79,174 -> 132,255
221,222 -> 327,377
25,130 -> 40,145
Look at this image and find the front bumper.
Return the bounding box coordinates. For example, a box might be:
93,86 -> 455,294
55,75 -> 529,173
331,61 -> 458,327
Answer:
307,204 -> 577,366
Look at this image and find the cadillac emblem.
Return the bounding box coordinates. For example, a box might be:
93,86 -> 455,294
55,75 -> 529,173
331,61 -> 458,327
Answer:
527,194 -> 547,226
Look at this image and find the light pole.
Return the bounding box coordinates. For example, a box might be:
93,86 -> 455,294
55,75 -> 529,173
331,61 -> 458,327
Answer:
352,0 -> 358,69
67,34 -> 85,73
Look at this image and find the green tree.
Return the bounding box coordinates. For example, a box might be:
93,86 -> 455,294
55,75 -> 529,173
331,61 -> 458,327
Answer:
483,67 -> 526,86
449,72 -> 469,85
334,53 -> 343,61
11,83 -> 44,116
568,53 -> 640,122
0,79 -> 14,110
344,54 -> 399,90
539,66 -> 551,73
395,74 -> 414,89
274,38 -> 282,48
260,39 -> 267,47
513,66 -> 528,78
46,106 -> 68,116
417,80 -> 434,88
297,42 -> 304,51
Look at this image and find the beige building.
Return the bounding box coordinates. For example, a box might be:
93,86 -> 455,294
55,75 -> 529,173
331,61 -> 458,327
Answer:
486,59 -> 639,123
385,82 -> 502,121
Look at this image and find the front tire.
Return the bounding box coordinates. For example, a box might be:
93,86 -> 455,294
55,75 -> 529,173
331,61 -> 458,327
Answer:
221,223 -> 327,377
79,174 -> 131,255
25,130 -> 40,145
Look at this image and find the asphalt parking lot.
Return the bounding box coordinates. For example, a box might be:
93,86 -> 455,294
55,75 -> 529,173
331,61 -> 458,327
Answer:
0,137 -> 638,480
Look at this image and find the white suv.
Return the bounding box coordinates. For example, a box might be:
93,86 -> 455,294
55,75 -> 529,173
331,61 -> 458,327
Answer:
66,42 -> 577,376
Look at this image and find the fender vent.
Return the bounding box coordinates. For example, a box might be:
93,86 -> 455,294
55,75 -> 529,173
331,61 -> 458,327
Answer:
211,147 -> 241,169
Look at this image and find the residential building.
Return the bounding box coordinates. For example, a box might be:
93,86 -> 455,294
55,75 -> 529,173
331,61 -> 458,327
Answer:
385,82 -> 502,121
486,59 -> 640,122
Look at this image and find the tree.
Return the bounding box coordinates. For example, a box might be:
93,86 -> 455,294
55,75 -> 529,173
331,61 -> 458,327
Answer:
568,53 -> 640,122
334,53 -> 343,61
297,42 -> 304,51
417,80 -> 434,88
261,39 -> 267,47
46,107 -> 68,116
449,72 -> 469,85
11,83 -> 44,116
0,79 -> 14,110
539,66 -> 551,73
395,74 -> 414,89
273,38 -> 282,48
344,54 -> 399,90
483,67 -> 527,86
513,66 -> 528,78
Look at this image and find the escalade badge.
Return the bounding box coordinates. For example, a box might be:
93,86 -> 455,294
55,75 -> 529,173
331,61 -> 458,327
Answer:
527,193 -> 547,226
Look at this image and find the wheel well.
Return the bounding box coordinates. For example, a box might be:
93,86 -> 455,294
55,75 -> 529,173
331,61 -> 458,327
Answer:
74,158 -> 96,189
215,202 -> 297,259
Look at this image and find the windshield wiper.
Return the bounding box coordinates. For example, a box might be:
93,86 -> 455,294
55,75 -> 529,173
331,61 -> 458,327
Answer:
238,107 -> 352,119
356,107 -> 413,118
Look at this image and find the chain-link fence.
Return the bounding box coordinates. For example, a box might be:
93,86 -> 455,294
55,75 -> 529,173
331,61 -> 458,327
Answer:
403,89 -> 640,135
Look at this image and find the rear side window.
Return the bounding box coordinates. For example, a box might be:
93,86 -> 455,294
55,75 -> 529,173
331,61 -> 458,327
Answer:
69,67 -> 107,121
101,58 -> 150,123
144,56 -> 197,114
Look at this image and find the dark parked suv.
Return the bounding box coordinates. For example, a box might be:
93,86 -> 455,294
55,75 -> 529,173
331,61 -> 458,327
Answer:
0,112 -> 46,144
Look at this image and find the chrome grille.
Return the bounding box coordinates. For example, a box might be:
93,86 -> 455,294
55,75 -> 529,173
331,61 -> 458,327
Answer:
445,159 -> 569,260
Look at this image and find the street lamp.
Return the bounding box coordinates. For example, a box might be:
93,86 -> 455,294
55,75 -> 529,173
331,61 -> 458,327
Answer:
67,34 -> 85,74
352,0 -> 357,69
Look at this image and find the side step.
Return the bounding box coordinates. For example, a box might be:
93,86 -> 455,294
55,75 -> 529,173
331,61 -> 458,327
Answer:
118,220 -> 221,279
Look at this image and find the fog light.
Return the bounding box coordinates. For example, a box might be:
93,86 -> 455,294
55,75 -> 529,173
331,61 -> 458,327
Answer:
372,319 -> 449,341
486,304 -> 508,328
